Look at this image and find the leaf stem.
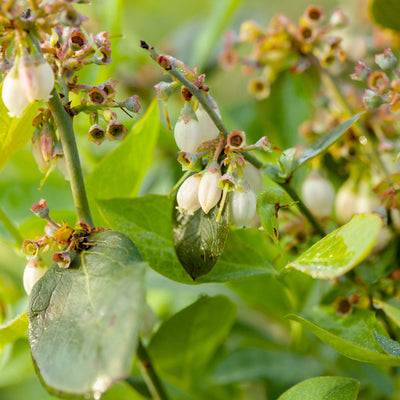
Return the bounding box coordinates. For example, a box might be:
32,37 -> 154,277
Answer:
279,182 -> 326,237
136,338 -> 169,400
47,89 -> 94,228
0,206 -> 23,246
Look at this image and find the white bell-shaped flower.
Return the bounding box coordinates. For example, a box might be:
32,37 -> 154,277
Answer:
1,64 -> 30,118
198,163 -> 222,213
177,174 -> 202,214
174,102 -> 202,153
23,257 -> 48,295
242,164 -> 263,193
196,105 -> 220,143
302,172 -> 335,218
230,188 -> 257,228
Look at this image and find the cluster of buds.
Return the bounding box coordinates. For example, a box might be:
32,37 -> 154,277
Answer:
21,199 -> 106,295
219,6 -> 348,100
350,48 -> 400,111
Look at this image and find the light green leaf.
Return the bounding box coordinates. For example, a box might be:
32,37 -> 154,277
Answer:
278,376 -> 359,400
294,113 -> 363,172
373,298 -> 400,329
212,348 -> 322,385
0,312 -> 27,350
369,0 -> 400,31
287,306 -> 400,366
286,213 -> 383,279
372,331 -> 400,357
0,82 -> 38,173
96,195 -> 275,284
85,99 -> 159,200
28,231 -> 146,398
148,295 -> 236,388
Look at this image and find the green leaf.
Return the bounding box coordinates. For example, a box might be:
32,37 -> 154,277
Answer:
148,295 -> 236,388
85,99 -> 159,200
278,376 -> 359,400
286,213 -> 383,279
172,198 -> 229,280
0,84 -> 38,173
212,348 -> 323,386
373,299 -> 400,328
96,195 -> 275,284
369,0 -> 400,31
293,113 -> 363,172
287,306 -> 400,366
0,312 -> 28,350
372,331 -> 400,357
28,230 -> 146,398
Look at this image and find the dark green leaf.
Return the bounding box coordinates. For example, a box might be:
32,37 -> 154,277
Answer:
278,376 -> 359,400
148,295 -> 236,389
172,198 -> 229,280
212,348 -> 323,385
286,213 -> 383,279
28,231 -> 146,398
369,0 -> 400,31
0,312 -> 27,350
287,306 -> 400,366
96,196 -> 275,284
293,113 -> 363,172
85,100 -> 159,200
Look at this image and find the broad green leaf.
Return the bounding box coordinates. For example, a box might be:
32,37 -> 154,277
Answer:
148,295 -> 236,388
372,331 -> 400,357
96,195 -> 275,284
172,198 -> 229,280
287,306 -> 400,366
369,0 -> 400,31
85,99 -> 159,200
373,299 -> 400,328
0,312 -> 27,350
212,348 -> 322,386
278,376 -> 359,400
190,0 -> 241,71
293,113 -> 363,172
28,231 -> 146,398
0,84 -> 38,173
286,213 -> 383,279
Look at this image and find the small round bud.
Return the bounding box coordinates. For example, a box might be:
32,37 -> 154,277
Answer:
230,188 -> 257,228
1,64 -> 30,118
177,174 -> 202,214
302,172 -> 335,218
23,256 -> 48,295
375,48 -> 398,71
242,164 -> 263,193
106,120 -> 128,141
174,103 -> 202,153
198,163 -> 222,214
88,124 -> 106,145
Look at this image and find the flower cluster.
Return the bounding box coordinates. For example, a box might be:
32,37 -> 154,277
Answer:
22,198 -> 106,295
219,5 -> 348,100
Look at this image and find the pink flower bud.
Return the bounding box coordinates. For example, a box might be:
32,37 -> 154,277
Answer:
40,125 -> 55,162
23,256 -> 48,295
177,174 -> 202,214
198,163 -> 222,213
32,129 -> 50,172
302,172 -> 335,218
1,64 -> 30,117
174,103 -> 202,153
230,188 -> 257,228
18,56 -> 55,102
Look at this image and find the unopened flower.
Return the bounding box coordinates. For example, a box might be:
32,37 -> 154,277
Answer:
242,164 -> 263,193
1,63 -> 30,117
196,105 -> 220,143
174,103 -> 202,153
18,56 -> 54,102
106,120 -> 128,141
88,123 -> 106,145
230,187 -> 257,228
31,198 -> 49,219
177,174 -> 202,214
23,256 -> 48,295
32,129 -> 50,172
198,162 -> 222,213
375,48 -> 398,71
302,172 -> 335,218
40,124 -> 55,162
123,94 -> 141,113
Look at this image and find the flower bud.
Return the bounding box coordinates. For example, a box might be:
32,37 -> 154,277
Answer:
198,163 -> 222,213
195,103 -> 221,143
350,61 -> 371,82
106,120 -> 128,141
302,172 -> 335,218
1,63 -> 30,118
18,56 -> 55,102
40,124 -> 55,162
32,129 -> 50,172
362,89 -> 384,109
31,198 -> 49,219
230,187 -> 257,228
177,174 -> 202,214
174,103 -> 202,153
242,164 -> 263,193
88,123 -> 106,145
375,48 -> 398,71
23,256 -> 48,295
123,94 -> 141,113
